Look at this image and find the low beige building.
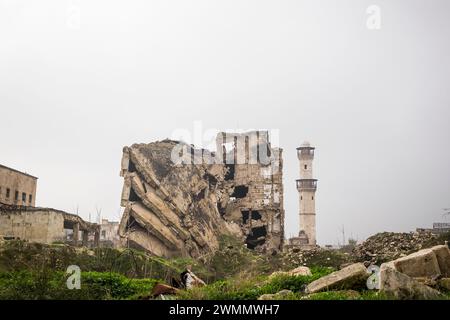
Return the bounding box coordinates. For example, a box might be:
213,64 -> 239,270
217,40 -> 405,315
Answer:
0,203 -> 100,246
0,164 -> 37,207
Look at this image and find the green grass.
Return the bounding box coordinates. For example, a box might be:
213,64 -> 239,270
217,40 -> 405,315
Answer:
178,266 -> 334,300
300,290 -> 390,300
0,270 -> 159,300
1,239 -> 449,300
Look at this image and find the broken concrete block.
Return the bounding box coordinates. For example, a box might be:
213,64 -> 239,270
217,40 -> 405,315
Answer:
305,263 -> 369,294
258,294 -> 276,300
430,245 -> 450,277
258,290 -> 293,300
268,271 -> 290,279
379,264 -> 443,300
392,248 -> 441,278
290,266 -> 312,276
268,266 -> 312,280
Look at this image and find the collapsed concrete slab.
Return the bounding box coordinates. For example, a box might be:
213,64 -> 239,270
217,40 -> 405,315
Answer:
392,248 -> 441,278
430,245 -> 450,277
119,131 -> 285,258
305,263 -> 369,293
379,264 -> 443,300
385,245 -> 450,279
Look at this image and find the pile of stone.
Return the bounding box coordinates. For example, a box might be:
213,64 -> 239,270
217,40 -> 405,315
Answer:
379,244 -> 450,299
281,247 -> 322,266
352,232 -> 438,266
261,243 -> 450,300
306,244 -> 450,299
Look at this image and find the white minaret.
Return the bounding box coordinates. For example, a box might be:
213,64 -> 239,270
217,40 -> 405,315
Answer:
296,141 -> 317,246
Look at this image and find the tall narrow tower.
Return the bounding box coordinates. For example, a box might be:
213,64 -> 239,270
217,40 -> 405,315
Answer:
296,142 -> 317,246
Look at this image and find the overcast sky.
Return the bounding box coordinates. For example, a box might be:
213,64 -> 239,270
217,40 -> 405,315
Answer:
1,0 -> 450,245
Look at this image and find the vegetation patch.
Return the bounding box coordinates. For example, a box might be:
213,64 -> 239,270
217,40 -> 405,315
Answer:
179,266 -> 334,300
0,270 -> 159,300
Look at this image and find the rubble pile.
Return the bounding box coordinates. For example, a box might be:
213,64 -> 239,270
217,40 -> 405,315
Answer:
352,232 -> 438,266
263,244 -> 450,300
281,247 -> 350,269
282,247 -> 322,266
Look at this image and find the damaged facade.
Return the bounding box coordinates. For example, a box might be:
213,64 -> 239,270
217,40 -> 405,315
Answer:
0,203 -> 100,246
119,131 -> 284,258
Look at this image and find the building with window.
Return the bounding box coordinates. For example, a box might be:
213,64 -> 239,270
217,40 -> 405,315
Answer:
99,218 -> 120,248
0,164 -> 37,207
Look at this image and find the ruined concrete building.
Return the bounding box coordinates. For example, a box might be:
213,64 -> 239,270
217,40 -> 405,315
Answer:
0,203 -> 100,246
119,131 -> 284,258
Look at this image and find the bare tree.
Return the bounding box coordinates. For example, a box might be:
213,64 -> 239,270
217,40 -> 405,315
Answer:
443,208 -> 450,219
95,206 -> 102,224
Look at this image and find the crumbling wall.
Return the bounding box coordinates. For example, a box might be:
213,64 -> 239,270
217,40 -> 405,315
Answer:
0,203 -> 100,246
118,131 -> 284,258
216,131 -> 284,253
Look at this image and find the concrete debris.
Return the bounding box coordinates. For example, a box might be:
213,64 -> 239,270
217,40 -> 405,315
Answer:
380,245 -> 450,279
119,131 -> 285,258
305,263 -> 369,294
352,232 -> 438,265
379,264 -> 443,300
290,266 -> 312,276
376,245 -> 450,299
430,245 -> 450,277
281,247 -> 322,266
258,289 -> 293,300
391,248 -> 441,278
269,266 -> 312,279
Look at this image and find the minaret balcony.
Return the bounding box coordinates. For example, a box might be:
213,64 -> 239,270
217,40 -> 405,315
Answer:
296,148 -> 315,159
296,179 -> 317,191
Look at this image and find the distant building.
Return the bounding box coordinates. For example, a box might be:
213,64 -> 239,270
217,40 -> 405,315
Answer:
0,164 -> 37,207
432,223 -> 450,234
100,218 -> 120,248
417,222 -> 450,235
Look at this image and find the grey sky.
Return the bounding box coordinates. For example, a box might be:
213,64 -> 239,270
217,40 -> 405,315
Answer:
1,0 -> 450,245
